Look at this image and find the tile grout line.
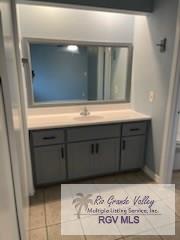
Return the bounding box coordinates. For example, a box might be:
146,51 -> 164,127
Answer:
43,189 -> 49,239
29,172 -> 179,239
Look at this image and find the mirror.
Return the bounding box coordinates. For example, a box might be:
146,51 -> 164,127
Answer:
25,40 -> 133,106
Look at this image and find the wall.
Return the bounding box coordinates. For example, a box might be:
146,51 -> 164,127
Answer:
132,0 -> 179,174
31,44 -> 88,102
0,79 -> 19,240
17,1 -> 179,178
17,3 -> 135,107
0,0 -> 29,239
17,4 -> 134,43
16,4 -> 135,196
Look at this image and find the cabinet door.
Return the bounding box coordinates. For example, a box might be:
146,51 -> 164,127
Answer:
121,136 -> 145,171
67,142 -> 93,179
93,139 -> 120,175
33,144 -> 66,185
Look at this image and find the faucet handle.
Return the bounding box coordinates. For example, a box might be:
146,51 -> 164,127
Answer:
80,106 -> 90,116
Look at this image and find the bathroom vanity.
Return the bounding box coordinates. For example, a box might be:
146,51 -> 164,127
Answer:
28,110 -> 150,186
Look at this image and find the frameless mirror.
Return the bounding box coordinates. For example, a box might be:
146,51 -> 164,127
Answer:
24,40 -> 133,106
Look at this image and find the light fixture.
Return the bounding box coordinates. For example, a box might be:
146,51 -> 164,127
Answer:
67,45 -> 79,52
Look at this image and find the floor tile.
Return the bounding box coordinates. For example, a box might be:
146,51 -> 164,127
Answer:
73,179 -> 94,184
93,175 -> 117,184
45,186 -> 61,226
30,190 -> 45,206
30,228 -> 47,240
115,172 -> 143,184
29,171 -> 165,235
160,221 -> 180,240
172,171 -> 180,184
48,224 -> 85,240
61,219 -> 85,236
47,224 -> 61,240
123,236 -> 161,240
80,214 -> 120,236
176,215 -> 180,222
44,185 -> 61,202
175,196 -> 180,217
134,171 -> 155,184
61,236 -> 85,240
30,190 -> 46,230
45,200 -> 61,226
85,235 -> 124,240
175,184 -> 180,197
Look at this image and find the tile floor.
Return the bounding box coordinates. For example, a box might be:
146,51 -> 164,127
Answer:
29,171 -> 180,240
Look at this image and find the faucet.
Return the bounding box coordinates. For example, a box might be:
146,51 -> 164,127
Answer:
80,106 -> 90,117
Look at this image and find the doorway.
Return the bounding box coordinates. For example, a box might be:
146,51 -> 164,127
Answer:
159,0 -> 180,184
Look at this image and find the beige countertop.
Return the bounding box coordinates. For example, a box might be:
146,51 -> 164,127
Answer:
27,109 -> 151,130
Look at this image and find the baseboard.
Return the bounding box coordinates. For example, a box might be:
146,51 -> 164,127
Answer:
29,187 -> 35,197
143,166 -> 160,183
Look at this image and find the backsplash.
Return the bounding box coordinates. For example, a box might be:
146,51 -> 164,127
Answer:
28,103 -> 132,116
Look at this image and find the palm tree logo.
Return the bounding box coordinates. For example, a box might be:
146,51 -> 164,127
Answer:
72,193 -> 93,219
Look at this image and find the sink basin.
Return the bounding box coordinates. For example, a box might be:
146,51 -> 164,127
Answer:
74,115 -> 104,121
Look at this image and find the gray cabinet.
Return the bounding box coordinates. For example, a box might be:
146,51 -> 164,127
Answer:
93,139 -> 120,175
121,122 -> 147,171
33,144 -> 66,185
68,138 -> 120,180
67,124 -> 121,179
67,141 -> 93,179
30,121 -> 148,186
67,125 -> 121,142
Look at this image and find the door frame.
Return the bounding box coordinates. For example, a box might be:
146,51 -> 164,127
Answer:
0,10 -> 26,240
159,0 -> 180,183
0,80 -> 20,240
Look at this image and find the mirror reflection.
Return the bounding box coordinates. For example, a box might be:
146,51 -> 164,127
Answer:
28,42 -> 132,105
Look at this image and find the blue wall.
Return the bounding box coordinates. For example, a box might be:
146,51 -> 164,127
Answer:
30,44 -> 88,103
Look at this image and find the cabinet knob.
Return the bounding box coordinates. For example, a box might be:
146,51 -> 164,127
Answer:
96,143 -> 99,154
122,140 -> 126,150
61,147 -> 65,159
91,144 -> 94,154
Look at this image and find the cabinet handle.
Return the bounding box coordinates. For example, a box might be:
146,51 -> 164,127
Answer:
43,136 -> 56,140
130,128 -> 140,132
91,144 -> 94,154
96,143 -> 99,154
122,140 -> 126,150
61,147 -> 65,159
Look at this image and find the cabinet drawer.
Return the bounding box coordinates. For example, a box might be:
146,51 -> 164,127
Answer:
31,129 -> 65,146
67,125 -> 121,142
122,122 -> 147,137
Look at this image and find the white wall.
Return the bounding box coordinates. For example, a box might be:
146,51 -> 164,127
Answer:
0,83 -> 19,240
0,0 -> 29,239
17,4 -> 135,43
132,0 -> 179,174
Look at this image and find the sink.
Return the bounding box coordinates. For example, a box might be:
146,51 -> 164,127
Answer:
74,115 -> 104,121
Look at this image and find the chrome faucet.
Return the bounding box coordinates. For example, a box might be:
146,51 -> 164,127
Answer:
80,106 -> 90,116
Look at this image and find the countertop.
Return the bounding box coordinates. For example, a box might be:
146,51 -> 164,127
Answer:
27,109 -> 151,130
